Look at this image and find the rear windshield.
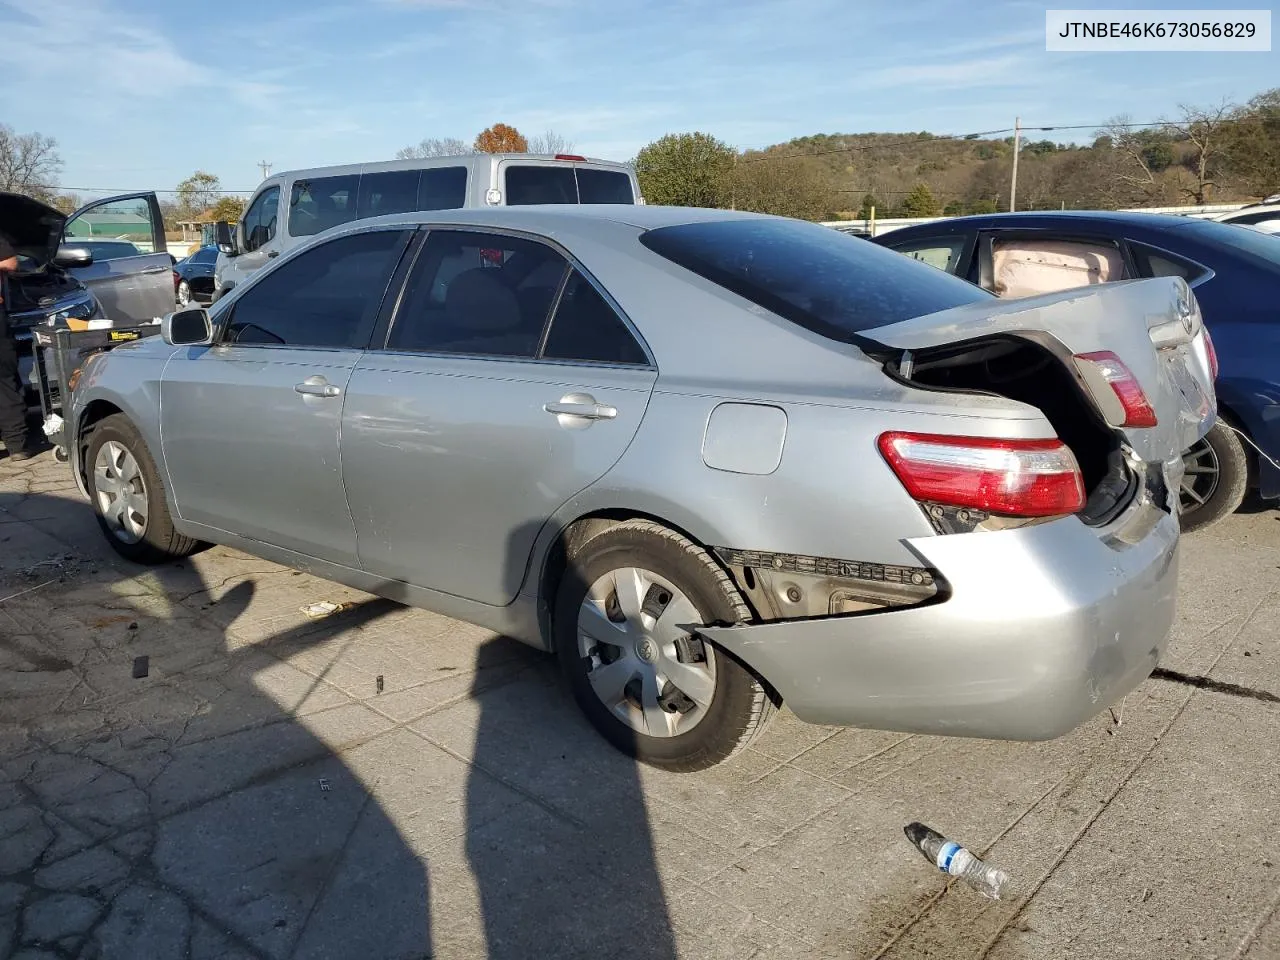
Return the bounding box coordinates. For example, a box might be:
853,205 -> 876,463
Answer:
1183,218 -> 1280,268
504,165 -> 634,205
639,219 -> 991,341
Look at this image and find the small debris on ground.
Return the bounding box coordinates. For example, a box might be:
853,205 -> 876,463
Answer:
300,600 -> 356,619
318,778 -> 331,792
376,675 -> 384,694
132,656 -> 150,679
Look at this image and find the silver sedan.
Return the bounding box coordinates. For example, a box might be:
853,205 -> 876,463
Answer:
67,205 -> 1215,770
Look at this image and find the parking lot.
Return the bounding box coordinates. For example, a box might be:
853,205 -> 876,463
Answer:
1,449 -> 1277,960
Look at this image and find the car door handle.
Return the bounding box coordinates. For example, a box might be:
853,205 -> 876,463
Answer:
141,265 -> 169,275
295,377 -> 341,398
544,394 -> 617,421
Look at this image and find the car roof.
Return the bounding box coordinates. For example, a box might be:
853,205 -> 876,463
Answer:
884,210 -> 1207,234
352,203 -> 781,233
265,154 -> 636,185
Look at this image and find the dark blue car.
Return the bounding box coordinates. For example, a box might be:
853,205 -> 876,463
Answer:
172,245 -> 219,306
872,211 -> 1280,531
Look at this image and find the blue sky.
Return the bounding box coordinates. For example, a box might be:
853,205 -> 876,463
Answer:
3,0 -> 1277,199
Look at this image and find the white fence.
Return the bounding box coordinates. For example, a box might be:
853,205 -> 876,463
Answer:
823,202 -> 1247,237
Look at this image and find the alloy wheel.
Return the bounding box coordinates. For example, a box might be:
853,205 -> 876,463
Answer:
1180,437 -> 1221,514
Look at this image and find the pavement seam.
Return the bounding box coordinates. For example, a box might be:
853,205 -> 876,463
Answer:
1230,880 -> 1280,958
975,589 -> 1274,960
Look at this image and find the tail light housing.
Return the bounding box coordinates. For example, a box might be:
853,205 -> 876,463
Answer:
1203,328 -> 1219,379
1074,351 -> 1158,428
878,432 -> 1086,518
172,270 -> 181,291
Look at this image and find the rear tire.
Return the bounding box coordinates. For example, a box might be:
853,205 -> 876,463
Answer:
1180,420 -> 1249,533
85,414 -> 201,564
553,520 -> 777,771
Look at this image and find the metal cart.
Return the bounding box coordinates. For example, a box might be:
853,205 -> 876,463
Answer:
28,323 -> 163,462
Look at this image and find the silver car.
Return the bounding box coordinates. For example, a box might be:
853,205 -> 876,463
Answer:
67,206 -> 1215,771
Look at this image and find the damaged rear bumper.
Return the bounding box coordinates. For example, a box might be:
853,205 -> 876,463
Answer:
699,509 -> 1179,740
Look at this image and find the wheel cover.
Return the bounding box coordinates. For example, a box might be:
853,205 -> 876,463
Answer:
1180,437 -> 1220,515
577,567 -> 717,738
177,280 -> 191,305
93,440 -> 148,544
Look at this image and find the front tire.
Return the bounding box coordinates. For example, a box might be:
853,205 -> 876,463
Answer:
554,520 -> 776,771
85,415 -> 200,564
1180,420 -> 1249,533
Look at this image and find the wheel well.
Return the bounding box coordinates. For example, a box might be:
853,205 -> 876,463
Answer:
76,401 -> 124,476
537,509 -> 756,639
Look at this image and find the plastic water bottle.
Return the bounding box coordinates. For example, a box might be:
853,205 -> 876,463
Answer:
904,822 -> 1010,900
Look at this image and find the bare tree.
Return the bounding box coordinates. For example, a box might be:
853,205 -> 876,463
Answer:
395,137 -> 473,160
527,129 -> 575,155
1096,115 -> 1169,204
0,124 -> 63,201
1164,100 -> 1235,204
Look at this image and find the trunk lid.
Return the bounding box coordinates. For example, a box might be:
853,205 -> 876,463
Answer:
867,277 -> 1215,464
0,192 -> 66,266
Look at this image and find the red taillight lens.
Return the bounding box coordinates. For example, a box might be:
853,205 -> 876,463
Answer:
172,270 -> 180,290
555,153 -> 587,162
1203,329 -> 1219,379
1075,351 -> 1158,428
878,432 -> 1086,518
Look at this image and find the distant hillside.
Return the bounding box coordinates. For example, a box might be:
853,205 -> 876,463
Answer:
722,91 -> 1280,220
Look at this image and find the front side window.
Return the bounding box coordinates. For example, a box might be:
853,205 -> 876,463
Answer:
888,237 -> 968,274
241,186 -> 281,253
418,167 -> 468,210
289,175 -> 360,237
357,171 -> 420,219
640,218 -> 990,343
225,230 -> 407,348
386,230 -> 568,358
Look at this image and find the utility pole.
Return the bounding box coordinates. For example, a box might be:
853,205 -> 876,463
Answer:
257,161 -> 273,181
1009,117 -> 1021,212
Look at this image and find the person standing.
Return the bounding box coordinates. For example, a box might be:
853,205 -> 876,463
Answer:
0,229 -> 33,461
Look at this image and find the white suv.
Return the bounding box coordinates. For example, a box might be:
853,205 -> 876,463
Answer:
213,154 -> 641,300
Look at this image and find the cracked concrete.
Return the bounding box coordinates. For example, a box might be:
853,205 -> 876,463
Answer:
1,451 -> 1279,959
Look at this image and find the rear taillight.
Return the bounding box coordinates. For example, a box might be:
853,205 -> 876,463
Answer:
1203,329 -> 1219,379
555,153 -> 587,162
1074,351 -> 1158,428
878,432 -> 1086,518
172,270 -> 180,290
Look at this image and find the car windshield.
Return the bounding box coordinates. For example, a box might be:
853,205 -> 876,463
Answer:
639,218 -> 991,342
1183,218 -> 1280,267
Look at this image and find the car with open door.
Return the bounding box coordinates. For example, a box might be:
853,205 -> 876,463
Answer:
68,206 -> 1212,770
1,191 -> 171,396
872,211 -> 1280,532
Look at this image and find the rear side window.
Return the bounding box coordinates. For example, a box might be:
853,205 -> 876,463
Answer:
576,169 -> 634,204
418,167 -> 468,210
639,219 -> 990,342
543,271 -> 648,365
289,174 -> 360,237
989,237 -> 1125,298
1129,242 -> 1211,285
358,171 -> 420,219
506,166 -> 577,205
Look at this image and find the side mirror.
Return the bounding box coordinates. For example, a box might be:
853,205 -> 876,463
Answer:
162,307 -> 213,347
54,245 -> 93,268
214,221 -> 238,256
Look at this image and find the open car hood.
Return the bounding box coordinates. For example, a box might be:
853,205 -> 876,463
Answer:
0,192 -> 66,266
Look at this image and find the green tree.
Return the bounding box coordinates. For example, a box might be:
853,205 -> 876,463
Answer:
209,195 -> 247,222
857,193 -> 881,219
731,155 -> 830,221
903,183 -> 940,217
634,132 -> 735,208
176,171 -> 222,220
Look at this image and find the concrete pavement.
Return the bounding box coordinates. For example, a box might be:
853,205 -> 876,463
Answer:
1,451 -> 1277,959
